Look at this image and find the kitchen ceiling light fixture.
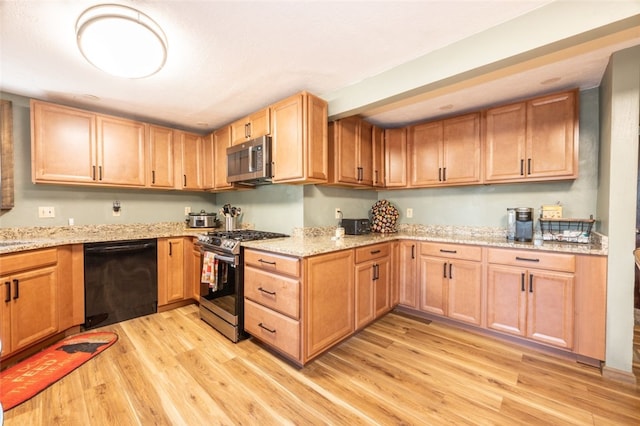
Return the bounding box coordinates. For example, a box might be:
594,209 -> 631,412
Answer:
76,4 -> 167,79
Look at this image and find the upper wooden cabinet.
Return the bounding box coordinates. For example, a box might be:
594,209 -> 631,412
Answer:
408,113 -> 481,187
372,124 -> 385,188
230,107 -> 270,146
147,125 -> 176,189
485,90 -> 577,183
31,100 -> 146,187
270,92 -> 328,184
175,131 -> 204,190
328,116 -> 373,187
384,127 -> 408,188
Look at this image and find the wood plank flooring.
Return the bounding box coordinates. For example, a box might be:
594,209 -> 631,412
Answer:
4,304 -> 640,425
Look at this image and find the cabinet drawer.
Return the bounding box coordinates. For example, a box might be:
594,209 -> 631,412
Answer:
355,243 -> 390,264
487,248 -> 575,272
0,248 -> 57,275
244,299 -> 300,360
244,249 -> 301,278
420,242 -> 482,261
245,266 -> 300,319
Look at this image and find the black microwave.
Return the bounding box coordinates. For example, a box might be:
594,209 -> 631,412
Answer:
227,135 -> 272,185
342,218 -> 371,235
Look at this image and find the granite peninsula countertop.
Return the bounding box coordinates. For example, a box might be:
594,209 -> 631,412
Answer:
241,228 -> 608,257
0,222 -> 608,256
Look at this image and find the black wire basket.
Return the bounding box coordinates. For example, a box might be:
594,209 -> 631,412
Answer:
539,218 -> 595,243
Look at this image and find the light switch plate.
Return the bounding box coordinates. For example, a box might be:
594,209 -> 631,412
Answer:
38,206 -> 55,218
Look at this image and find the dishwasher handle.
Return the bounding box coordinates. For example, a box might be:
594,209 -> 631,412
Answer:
85,242 -> 156,254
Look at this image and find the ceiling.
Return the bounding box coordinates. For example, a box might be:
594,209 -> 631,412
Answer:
1,1 -> 640,133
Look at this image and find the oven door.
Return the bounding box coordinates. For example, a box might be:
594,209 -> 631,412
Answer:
199,249 -> 239,326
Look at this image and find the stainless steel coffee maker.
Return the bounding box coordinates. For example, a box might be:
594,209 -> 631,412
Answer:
515,207 -> 534,242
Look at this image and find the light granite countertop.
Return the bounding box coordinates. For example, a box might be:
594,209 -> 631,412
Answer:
242,228 -> 608,257
0,222 -> 607,257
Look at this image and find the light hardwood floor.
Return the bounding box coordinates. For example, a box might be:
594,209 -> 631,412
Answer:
4,304 -> 640,425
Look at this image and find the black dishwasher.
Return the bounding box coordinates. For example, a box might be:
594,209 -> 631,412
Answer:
84,238 -> 158,329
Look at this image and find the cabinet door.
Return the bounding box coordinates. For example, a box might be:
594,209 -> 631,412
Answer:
231,118 -> 249,146
374,257 -> 391,318
447,260 -> 483,325
408,121 -> 442,187
202,133 -> 214,189
158,238 -> 185,305
148,125 -> 175,188
248,108 -> 271,139
398,241 -> 418,308
419,256 -> 447,316
97,115 -> 146,186
358,120 -> 374,186
9,266 -> 59,352
332,117 -> 360,184
486,265 -> 527,337
526,91 -> 577,179
442,113 -> 481,184
31,100 -> 96,183
213,126 -> 233,190
0,280 -> 9,356
271,94 -> 304,181
372,125 -> 385,188
485,102 -> 527,182
526,269 -> 574,348
305,250 -> 354,359
384,128 -> 407,187
355,261 -> 375,330
188,239 -> 201,301
305,94 -> 329,182
178,132 -> 203,190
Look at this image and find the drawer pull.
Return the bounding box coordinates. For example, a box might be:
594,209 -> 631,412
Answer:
4,281 -> 10,303
258,287 -> 276,296
440,249 -> 457,254
258,323 -> 276,334
515,256 -> 540,263
258,259 -> 277,266
370,249 -> 381,255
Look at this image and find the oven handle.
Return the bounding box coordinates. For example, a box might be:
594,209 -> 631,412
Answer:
199,249 -> 236,265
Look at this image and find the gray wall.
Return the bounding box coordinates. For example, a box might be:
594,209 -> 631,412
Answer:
0,92 -> 217,228
598,46 -> 640,375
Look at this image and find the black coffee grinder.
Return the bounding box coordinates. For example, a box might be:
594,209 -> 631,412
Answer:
515,207 -> 534,242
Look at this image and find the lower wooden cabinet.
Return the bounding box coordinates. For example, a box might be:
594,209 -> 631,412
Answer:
398,240 -> 418,308
486,248 -> 575,349
355,243 -> 391,330
157,237 -> 188,306
304,250 -> 355,360
1,246 -> 84,360
419,242 -> 483,326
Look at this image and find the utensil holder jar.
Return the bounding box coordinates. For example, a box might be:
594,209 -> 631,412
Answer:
225,216 -> 236,231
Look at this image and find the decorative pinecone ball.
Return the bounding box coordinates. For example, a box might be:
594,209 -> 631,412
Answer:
370,199 -> 399,233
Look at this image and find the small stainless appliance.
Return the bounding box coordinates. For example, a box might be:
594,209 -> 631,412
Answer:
186,210 -> 218,228
515,207 -> 534,242
196,229 -> 287,342
506,208 -> 516,240
226,135 -> 272,185
342,218 -> 371,235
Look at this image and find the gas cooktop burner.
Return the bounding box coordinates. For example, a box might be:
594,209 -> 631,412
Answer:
197,229 -> 288,255
205,229 -> 288,241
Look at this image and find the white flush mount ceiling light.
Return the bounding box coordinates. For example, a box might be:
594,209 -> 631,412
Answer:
76,4 -> 167,79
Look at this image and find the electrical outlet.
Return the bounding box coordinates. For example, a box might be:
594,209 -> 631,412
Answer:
335,208 -> 342,219
38,206 -> 55,218
406,208 -> 413,218
185,206 -> 191,215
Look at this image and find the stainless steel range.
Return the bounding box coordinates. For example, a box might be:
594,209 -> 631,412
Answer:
196,229 -> 287,342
